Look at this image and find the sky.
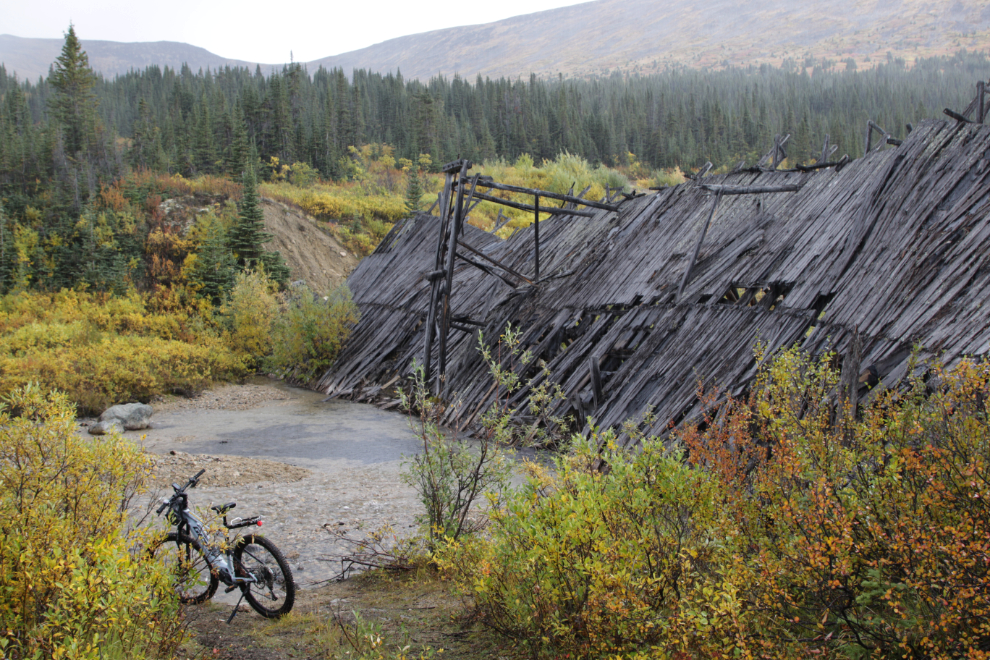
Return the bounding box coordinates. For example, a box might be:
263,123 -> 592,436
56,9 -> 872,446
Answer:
6,0 -> 587,63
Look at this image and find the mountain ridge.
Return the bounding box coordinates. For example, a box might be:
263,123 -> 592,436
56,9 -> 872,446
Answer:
0,34 -> 278,81
4,0 -> 990,82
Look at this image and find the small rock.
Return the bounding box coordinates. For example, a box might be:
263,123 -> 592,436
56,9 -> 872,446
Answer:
88,419 -> 123,435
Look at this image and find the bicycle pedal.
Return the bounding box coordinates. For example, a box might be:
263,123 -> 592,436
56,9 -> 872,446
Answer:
225,584 -> 239,593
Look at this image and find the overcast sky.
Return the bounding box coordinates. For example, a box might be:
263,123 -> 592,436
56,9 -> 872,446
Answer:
6,0 -> 586,63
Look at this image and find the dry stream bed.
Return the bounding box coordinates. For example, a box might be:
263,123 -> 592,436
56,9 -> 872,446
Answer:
90,378 -> 516,659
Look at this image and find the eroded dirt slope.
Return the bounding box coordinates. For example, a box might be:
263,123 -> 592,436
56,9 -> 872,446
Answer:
261,198 -> 360,293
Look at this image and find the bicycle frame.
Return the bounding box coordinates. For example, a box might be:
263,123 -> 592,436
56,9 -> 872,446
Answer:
172,504 -> 259,589
155,469 -> 278,623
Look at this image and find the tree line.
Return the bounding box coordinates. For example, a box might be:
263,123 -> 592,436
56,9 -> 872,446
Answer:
0,27 -> 989,295
3,37 -> 990,198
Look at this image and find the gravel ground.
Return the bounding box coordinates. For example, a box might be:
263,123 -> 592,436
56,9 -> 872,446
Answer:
128,379 -> 424,593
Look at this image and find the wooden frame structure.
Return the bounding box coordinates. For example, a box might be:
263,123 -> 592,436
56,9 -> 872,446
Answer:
320,83 -> 990,446
421,159 -> 620,394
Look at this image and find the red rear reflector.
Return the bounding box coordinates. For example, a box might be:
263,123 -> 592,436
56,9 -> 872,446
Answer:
257,521 -> 263,526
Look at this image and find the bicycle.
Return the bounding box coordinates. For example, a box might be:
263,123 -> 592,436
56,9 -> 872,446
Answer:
149,469 -> 295,623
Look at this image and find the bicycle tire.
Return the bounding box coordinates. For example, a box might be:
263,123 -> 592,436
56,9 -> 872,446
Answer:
233,534 -> 295,618
148,532 -> 219,604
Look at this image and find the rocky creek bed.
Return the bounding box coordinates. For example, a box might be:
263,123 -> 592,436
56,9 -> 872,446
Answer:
94,378 -> 426,591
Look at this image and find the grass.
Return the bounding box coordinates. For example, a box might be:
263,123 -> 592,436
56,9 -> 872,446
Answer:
178,565 -> 516,660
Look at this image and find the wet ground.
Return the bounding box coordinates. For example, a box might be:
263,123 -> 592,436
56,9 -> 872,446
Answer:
109,380 -> 427,598
141,382 -> 421,472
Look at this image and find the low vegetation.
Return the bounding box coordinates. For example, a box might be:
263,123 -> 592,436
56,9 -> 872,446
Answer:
0,289 -> 245,414
0,272 -> 358,414
0,385 -> 184,660
431,344 -> 990,659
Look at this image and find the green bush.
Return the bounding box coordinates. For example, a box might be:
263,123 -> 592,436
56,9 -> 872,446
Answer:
441,347 -> 990,659
400,364 -> 513,550
222,267 -> 280,369
439,430 -> 746,659
0,385 -> 184,660
266,284 -> 359,383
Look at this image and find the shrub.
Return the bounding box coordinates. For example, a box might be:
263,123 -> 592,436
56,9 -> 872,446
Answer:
399,364 -> 513,550
0,385 -> 183,659
440,430 -> 748,659
443,346 -> 990,659
0,289 -> 246,414
681,348 -> 990,659
222,267 -> 280,369
266,284 -> 359,383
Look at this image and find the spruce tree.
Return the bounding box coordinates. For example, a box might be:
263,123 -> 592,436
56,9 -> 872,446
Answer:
226,103 -> 250,176
49,24 -> 99,157
229,169 -> 270,268
192,101 -> 216,174
191,222 -> 237,305
405,167 -> 423,215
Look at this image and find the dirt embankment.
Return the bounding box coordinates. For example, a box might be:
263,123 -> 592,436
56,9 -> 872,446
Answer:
261,198 -> 360,293
156,193 -> 360,294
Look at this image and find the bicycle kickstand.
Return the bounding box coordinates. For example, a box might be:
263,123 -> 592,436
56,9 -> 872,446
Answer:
226,589 -> 247,625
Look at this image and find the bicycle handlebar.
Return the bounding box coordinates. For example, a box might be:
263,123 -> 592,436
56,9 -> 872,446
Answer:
155,469 -> 207,516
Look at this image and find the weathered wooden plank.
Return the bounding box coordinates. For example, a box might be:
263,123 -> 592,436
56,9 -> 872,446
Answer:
319,118 -> 990,449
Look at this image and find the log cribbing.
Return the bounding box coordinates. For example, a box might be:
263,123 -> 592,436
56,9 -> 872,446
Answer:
320,117 -> 990,448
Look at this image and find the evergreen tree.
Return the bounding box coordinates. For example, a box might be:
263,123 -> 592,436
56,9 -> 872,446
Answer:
192,100 -> 216,174
190,221 -> 237,305
48,24 -> 99,157
228,169 -> 271,269
226,102 -> 250,176
405,167 -> 423,215
260,249 -> 291,288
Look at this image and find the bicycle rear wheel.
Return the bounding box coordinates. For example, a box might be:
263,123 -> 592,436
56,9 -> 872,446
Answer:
233,534 -> 295,618
148,532 -> 218,604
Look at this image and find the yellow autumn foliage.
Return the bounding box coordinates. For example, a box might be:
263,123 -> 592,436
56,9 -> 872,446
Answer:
0,385 -> 184,659
0,289 -> 246,414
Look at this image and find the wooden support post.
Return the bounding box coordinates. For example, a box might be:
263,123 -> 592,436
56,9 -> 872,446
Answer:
534,194 -> 540,281
840,327 -> 863,425
589,356 -> 603,409
457,239 -> 533,284
490,209 -> 509,234
699,183 -> 803,195
459,189 -> 598,217
422,170 -> 455,388
437,161 -> 470,393
455,177 -> 619,211
980,82 -> 986,124
677,191 -> 722,302
944,108 -> 973,124
690,162 -> 713,181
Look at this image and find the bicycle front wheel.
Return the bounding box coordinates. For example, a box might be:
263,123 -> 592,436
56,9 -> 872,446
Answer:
233,534 -> 295,618
148,532 -> 219,604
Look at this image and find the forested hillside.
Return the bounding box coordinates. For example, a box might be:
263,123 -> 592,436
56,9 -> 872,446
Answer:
3,48 -> 989,193
311,0 -> 990,81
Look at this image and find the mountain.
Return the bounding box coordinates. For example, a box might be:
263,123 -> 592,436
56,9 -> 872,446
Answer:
310,0 -> 990,80
0,34 -> 277,81
4,0 -> 990,83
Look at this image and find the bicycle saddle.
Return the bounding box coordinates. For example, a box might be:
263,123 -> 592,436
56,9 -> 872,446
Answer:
211,502 -> 237,514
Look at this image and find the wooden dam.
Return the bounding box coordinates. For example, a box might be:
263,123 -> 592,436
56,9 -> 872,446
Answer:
317,114 -> 990,447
